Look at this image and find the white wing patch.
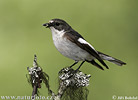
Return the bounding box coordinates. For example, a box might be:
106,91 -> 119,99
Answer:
78,38 -> 96,50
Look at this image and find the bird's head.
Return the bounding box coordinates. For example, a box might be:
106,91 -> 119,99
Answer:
43,19 -> 71,31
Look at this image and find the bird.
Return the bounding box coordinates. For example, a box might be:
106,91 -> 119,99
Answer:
43,18 -> 126,71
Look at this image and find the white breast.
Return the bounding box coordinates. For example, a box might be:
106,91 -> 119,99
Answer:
50,27 -> 93,61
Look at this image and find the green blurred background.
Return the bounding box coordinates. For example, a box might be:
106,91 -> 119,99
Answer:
0,0 -> 138,100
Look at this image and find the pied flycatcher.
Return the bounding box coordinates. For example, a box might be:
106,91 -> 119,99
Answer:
43,19 -> 126,70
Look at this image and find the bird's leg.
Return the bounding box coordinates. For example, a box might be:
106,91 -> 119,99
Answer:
75,61 -> 85,72
69,61 -> 78,68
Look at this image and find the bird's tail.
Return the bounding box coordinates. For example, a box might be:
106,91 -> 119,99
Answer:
98,51 -> 126,66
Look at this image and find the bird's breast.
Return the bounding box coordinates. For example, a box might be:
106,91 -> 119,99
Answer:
51,31 -> 93,61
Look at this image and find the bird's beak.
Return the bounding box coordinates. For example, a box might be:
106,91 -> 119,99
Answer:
43,23 -> 50,28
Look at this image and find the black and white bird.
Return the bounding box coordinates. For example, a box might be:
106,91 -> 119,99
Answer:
43,19 -> 126,70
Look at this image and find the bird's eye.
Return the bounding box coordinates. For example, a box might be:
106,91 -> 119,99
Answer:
55,22 -> 60,26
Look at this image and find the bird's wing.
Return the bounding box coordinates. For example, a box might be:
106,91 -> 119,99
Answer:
64,32 -> 109,69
